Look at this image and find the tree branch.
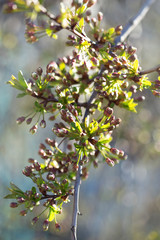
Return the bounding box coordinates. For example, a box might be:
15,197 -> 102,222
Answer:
140,65 -> 160,75
114,0 -> 157,44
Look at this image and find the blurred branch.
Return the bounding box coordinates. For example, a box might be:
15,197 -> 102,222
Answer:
140,65 -> 160,75
115,0 -> 157,44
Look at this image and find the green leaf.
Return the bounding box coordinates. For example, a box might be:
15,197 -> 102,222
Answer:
78,18 -> 84,29
4,193 -> 17,199
88,120 -> 98,135
17,93 -> 27,98
18,71 -> 28,89
48,208 -> 55,222
76,5 -> 86,15
133,59 -> 139,72
75,121 -> 83,133
120,98 -> 137,112
46,29 -> 58,39
10,182 -> 23,193
59,62 -> 66,71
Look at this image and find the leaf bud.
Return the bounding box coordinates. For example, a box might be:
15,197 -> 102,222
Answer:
43,219 -> 49,231
10,202 -> 18,208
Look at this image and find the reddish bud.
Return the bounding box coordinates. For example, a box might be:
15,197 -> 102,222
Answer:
43,219 -> 49,231
104,107 -> 113,117
55,223 -> 61,231
40,120 -> 46,128
29,124 -> 38,134
31,217 -> 39,225
115,25 -> 123,35
10,202 -> 18,208
31,72 -> 38,80
36,67 -> 43,76
87,0 -> 97,7
47,173 -> 55,181
20,210 -> 27,216
106,158 -> 115,167
97,12 -> 103,21
16,116 -> 25,125
26,118 -> 32,125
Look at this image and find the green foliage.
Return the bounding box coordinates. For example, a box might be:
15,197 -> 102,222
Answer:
3,0 -> 160,233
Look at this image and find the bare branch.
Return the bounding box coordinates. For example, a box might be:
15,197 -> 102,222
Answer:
115,0 -> 157,44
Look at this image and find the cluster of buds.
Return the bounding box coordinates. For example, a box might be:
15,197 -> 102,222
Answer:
60,109 -> 74,123
52,122 -> 69,137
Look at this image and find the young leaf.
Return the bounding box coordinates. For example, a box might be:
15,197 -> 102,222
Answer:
18,71 -> 28,89
48,208 -> 56,222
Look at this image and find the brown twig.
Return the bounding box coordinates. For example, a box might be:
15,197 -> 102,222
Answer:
140,65 -> 160,75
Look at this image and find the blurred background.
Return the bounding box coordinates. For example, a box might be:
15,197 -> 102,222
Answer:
1,0 -> 160,239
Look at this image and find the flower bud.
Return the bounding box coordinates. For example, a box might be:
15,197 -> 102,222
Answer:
106,158 -> 115,167
17,197 -> 25,203
36,67 -> 43,76
16,116 -> 25,125
104,107 -> 113,117
115,25 -> 123,35
20,210 -> 27,216
40,120 -> 46,128
128,46 -> 137,55
10,202 -> 18,208
31,216 -> 39,225
31,72 -> 38,80
55,223 -> 61,231
29,124 -> 38,134
97,12 -> 103,21
43,219 -> 49,231
87,0 -> 97,8
47,173 -> 55,181
110,148 -> 119,155
26,118 -> 32,125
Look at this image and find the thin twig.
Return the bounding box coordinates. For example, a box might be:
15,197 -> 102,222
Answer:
140,65 -> 160,75
114,0 -> 157,44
